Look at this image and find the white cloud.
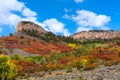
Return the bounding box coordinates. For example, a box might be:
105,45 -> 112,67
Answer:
77,27 -> 91,32
43,18 -> 70,36
74,0 -> 84,3
100,26 -> 109,30
22,17 -> 37,23
72,10 -> 111,27
63,14 -> 70,19
68,10 -> 111,32
22,8 -> 37,17
0,0 -> 25,13
4,14 -> 21,26
0,0 -> 70,36
0,0 -> 37,28
64,8 -> 72,13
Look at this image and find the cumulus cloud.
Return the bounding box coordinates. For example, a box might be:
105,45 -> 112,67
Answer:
0,0 -> 37,28
63,14 -> 70,19
43,18 -> 70,36
72,10 -> 111,27
0,13 -> 21,26
64,8 -> 72,13
0,0 -> 70,36
0,0 -> 24,13
22,8 -> 37,17
74,0 -> 84,3
0,0 -> 23,26
77,27 -> 92,32
72,10 -> 111,32
64,10 -> 111,32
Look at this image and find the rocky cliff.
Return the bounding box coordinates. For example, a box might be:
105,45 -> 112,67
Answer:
72,31 -> 120,40
16,21 -> 47,34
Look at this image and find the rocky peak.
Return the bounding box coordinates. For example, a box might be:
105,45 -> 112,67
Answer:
72,30 -> 120,40
16,21 -> 47,34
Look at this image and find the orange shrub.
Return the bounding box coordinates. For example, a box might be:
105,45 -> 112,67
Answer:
58,64 -> 66,70
84,63 -> 98,70
104,61 -> 114,67
11,60 -> 20,64
46,63 -> 57,70
69,60 -> 80,67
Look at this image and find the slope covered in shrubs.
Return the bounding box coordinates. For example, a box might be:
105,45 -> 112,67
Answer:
0,36 -> 120,79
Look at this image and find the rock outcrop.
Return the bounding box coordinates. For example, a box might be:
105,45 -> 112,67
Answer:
72,31 -> 120,40
16,21 -> 47,34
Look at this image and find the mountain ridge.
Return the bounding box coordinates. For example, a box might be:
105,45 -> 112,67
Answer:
15,21 -> 120,41
72,30 -> 120,40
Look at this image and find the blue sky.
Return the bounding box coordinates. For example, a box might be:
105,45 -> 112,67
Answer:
0,0 -> 120,36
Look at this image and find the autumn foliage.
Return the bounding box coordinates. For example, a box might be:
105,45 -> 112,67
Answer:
0,36 -> 120,78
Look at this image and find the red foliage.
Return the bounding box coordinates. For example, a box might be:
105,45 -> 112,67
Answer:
93,53 -> 114,60
3,36 -> 72,56
60,58 -> 69,64
12,60 -> 39,75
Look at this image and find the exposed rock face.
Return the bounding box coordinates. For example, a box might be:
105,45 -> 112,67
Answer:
2,48 -> 39,57
72,31 -> 120,40
16,21 -> 47,34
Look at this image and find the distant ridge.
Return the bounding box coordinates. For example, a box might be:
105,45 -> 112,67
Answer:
15,21 -> 120,41
14,21 -> 78,44
72,30 -> 120,40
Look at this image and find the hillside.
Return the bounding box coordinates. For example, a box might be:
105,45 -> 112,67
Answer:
14,21 -> 78,44
72,30 -> 120,40
0,21 -> 120,80
0,21 -> 75,56
0,36 -> 72,56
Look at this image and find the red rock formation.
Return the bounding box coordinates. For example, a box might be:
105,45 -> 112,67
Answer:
16,21 -> 47,34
